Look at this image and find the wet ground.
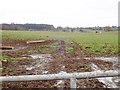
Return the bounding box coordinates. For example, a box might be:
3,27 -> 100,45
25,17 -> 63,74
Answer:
1,40 -> 119,88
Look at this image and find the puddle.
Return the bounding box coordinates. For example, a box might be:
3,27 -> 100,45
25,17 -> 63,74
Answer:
91,63 -> 100,71
91,63 -> 119,88
54,71 -> 67,88
20,54 -> 119,87
94,57 -> 120,70
84,57 -> 118,63
42,71 -> 48,74
29,54 -> 51,59
24,54 -> 52,74
85,57 -> 119,70
94,57 -> 118,63
26,67 -> 34,71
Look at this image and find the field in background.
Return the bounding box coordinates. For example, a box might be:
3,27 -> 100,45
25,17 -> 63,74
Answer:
2,30 -> 118,55
1,30 -> 119,88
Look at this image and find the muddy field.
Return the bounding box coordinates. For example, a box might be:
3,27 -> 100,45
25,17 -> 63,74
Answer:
1,39 -> 119,89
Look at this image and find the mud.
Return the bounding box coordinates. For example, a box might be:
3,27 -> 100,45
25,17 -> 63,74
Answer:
91,63 -> 118,88
1,39 -> 119,88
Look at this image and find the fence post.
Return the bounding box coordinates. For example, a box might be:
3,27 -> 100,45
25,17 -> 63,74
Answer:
70,78 -> 76,90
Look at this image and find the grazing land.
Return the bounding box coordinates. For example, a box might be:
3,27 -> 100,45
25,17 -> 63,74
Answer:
2,30 -> 118,55
1,30 -> 119,88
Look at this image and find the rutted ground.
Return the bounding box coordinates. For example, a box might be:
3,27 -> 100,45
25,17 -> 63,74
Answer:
1,39 -> 119,88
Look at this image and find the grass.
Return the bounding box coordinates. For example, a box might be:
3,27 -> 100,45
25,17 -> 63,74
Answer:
1,30 -> 118,55
66,47 -> 74,53
0,55 -> 16,61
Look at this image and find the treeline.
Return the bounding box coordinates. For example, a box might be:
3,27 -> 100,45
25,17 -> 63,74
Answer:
1,23 -> 118,32
1,23 -> 55,30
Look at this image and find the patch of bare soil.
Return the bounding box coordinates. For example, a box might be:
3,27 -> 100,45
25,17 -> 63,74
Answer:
1,40 -> 115,88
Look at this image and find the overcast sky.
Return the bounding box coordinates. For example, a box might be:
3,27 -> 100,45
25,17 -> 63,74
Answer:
0,0 -> 119,27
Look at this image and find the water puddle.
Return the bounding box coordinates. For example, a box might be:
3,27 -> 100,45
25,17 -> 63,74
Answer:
24,54 -> 52,74
91,63 -> 119,88
84,57 -> 118,63
30,54 -> 51,59
42,71 -> 49,74
85,57 -> 119,70
54,71 -> 67,88
94,57 -> 118,63
22,54 -> 119,87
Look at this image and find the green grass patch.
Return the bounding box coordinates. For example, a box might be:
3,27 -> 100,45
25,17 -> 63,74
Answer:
1,30 -> 118,55
0,55 -> 16,61
66,47 -> 74,53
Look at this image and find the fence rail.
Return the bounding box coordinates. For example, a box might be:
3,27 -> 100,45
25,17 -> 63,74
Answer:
0,70 -> 119,89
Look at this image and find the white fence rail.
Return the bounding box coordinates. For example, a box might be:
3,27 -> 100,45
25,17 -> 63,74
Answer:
0,70 -> 119,89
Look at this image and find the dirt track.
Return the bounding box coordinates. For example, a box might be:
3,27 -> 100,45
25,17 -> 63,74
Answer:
1,40 -> 118,88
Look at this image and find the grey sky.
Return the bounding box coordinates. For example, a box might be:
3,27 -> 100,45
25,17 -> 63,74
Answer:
0,0 -> 119,27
